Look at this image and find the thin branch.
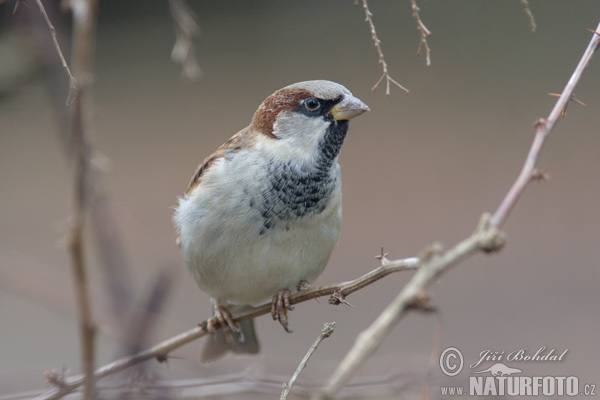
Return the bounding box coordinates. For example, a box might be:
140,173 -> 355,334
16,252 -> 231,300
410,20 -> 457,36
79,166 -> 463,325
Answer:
32,0 -> 77,104
361,0 -> 409,94
314,215 -> 505,399
281,322 -> 336,400
520,0 -> 537,32
313,22 -> 600,400
409,0 -> 432,66
490,23 -> 600,228
64,0 -> 101,399
34,257 -> 418,400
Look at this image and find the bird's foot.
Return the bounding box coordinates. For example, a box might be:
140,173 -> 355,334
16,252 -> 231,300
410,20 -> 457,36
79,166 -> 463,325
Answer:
297,280 -> 310,291
206,302 -> 240,344
271,289 -> 293,333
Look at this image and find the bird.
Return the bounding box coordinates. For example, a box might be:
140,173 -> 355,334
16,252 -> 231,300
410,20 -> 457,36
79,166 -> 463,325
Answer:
173,80 -> 369,362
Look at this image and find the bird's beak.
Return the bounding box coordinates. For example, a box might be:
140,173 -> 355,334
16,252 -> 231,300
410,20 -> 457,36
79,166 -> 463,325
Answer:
330,95 -> 370,121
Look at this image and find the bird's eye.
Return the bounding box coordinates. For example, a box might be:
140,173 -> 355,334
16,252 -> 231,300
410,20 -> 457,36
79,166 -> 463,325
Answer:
304,97 -> 320,111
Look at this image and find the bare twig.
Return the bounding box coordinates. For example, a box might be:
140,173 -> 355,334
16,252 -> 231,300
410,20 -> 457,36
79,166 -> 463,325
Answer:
490,23 -> 600,228
35,257 -> 418,400
361,0 -> 409,94
281,323 -> 336,400
63,0 -> 100,399
520,0 -> 537,32
32,0 -> 77,104
313,22 -> 600,400
314,215 -> 505,399
168,0 -> 202,81
409,0 -> 432,66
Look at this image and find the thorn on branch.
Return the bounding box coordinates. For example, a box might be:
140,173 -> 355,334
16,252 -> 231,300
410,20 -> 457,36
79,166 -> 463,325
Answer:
406,289 -> 436,313
154,353 -> 168,363
533,118 -> 546,128
548,92 -> 586,118
329,289 -> 354,307
45,367 -> 69,388
419,242 -> 443,262
375,247 -> 390,266
531,168 -> 550,182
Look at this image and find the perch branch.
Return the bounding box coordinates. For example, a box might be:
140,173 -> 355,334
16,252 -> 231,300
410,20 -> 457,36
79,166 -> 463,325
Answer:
314,22 -> 600,400
35,257 -> 418,400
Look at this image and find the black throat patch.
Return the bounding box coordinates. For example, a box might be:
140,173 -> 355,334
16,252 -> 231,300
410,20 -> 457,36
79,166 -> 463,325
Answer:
256,119 -> 348,235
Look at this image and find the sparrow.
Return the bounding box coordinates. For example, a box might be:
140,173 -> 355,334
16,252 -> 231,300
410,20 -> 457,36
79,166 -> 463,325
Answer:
173,80 -> 369,362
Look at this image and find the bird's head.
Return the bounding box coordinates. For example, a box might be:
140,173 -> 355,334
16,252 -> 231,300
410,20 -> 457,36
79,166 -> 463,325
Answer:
250,80 -> 369,166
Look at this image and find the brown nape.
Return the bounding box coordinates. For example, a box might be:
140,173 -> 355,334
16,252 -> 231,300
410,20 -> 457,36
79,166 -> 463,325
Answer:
251,88 -> 311,139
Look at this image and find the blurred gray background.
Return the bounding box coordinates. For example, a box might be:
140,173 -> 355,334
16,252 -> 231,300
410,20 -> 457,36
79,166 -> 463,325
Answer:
1,1 -> 599,398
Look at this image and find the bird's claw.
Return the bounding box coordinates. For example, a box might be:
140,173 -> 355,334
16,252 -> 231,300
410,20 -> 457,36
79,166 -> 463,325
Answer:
206,302 -> 240,344
271,289 -> 293,333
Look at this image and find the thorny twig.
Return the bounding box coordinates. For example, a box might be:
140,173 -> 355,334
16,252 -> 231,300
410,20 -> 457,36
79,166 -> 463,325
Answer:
409,0 -> 432,66
314,22 -> 600,400
280,323 -> 336,400
520,0 -> 537,32
35,257 -> 418,400
32,0 -> 77,104
361,0 -> 409,94
314,215 -> 506,399
490,25 -> 599,227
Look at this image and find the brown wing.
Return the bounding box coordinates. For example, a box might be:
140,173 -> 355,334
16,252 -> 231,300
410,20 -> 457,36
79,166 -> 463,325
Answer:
185,127 -> 250,194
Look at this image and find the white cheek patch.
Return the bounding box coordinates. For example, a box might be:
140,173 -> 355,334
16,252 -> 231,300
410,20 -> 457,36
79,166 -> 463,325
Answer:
270,113 -> 331,164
